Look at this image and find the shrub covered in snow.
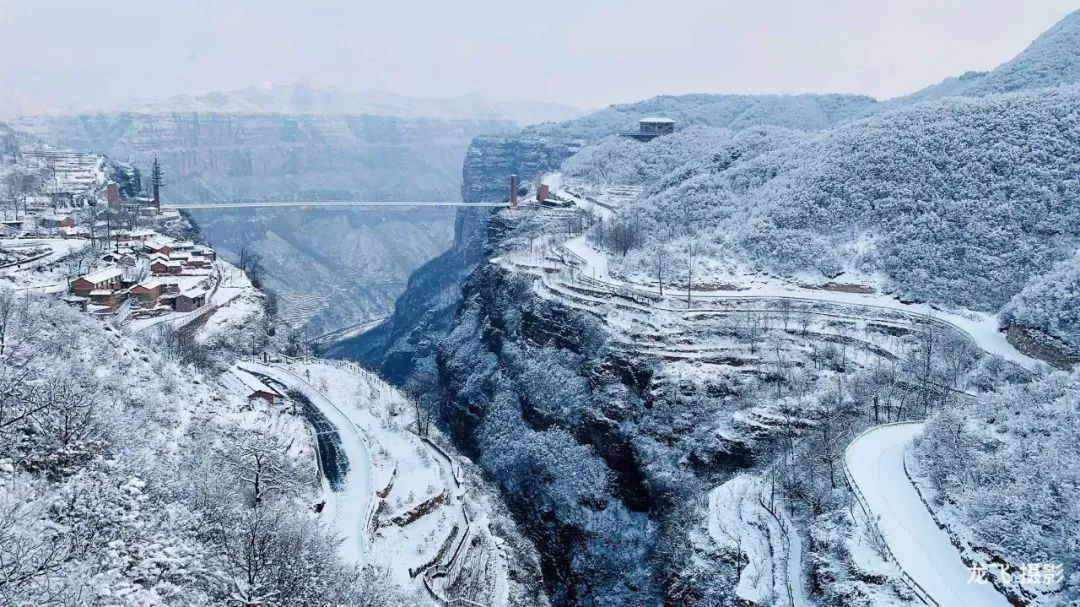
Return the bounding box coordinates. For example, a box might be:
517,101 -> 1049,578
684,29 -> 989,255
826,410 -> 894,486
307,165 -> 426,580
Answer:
1002,253 -> 1080,344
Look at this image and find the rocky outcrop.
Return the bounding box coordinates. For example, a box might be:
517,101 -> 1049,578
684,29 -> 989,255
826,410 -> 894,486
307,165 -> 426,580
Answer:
461,134 -> 580,202
1006,324 -> 1080,370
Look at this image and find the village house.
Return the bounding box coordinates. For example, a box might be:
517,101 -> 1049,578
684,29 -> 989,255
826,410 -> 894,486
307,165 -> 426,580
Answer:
59,294 -> 88,312
114,229 -> 156,245
144,240 -> 174,257
70,267 -> 124,298
191,245 -> 217,262
150,259 -> 183,276
39,214 -> 76,229
0,219 -> 22,231
174,288 -> 207,312
60,226 -> 89,239
86,288 -> 124,310
129,279 -> 162,305
118,250 -> 139,266
233,369 -> 281,405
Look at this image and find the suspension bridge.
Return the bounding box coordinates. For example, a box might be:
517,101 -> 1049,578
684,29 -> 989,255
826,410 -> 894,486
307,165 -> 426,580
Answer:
165,200 -> 510,210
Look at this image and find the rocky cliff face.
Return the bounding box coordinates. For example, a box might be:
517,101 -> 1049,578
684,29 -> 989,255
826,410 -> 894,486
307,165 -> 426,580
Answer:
461,134 -> 581,202
188,206 -> 456,336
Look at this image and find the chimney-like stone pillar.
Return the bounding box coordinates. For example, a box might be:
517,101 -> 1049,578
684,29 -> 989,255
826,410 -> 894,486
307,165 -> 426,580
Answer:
510,174 -> 518,207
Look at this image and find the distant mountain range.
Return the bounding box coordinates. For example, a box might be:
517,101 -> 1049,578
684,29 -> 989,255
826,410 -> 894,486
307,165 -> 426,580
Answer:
10,81 -> 584,126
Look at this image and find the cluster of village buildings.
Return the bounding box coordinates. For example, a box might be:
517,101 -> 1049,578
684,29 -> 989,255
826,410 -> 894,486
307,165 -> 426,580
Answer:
65,229 -> 219,319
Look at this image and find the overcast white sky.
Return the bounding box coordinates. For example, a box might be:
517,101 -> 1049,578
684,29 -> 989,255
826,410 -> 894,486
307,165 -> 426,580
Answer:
1,0 -> 1077,114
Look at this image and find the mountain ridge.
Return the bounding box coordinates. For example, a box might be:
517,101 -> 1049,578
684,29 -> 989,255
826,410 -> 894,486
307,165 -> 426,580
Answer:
901,8 -> 1080,101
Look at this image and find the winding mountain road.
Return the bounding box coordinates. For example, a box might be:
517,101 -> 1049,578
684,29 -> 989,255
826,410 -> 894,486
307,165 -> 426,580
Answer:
238,360 -> 374,564
845,423 -> 1012,607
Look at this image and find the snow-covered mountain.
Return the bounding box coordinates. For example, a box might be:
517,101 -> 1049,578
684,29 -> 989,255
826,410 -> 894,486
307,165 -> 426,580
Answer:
613,86 -> 1080,312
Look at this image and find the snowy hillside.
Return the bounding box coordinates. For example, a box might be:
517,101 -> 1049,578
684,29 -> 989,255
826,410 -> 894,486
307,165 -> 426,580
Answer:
527,93 -> 881,141
600,85 -> 1080,318
421,189 -> 1055,605
0,295 -> 384,605
913,373 -> 1080,604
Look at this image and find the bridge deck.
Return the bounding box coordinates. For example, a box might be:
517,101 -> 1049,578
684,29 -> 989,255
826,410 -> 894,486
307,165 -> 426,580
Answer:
166,201 -> 510,210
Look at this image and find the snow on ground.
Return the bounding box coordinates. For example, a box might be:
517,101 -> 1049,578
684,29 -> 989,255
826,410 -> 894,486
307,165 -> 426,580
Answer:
708,475 -> 774,604
845,423 -> 1013,607
128,261 -> 249,333
563,235 -> 609,280
238,360 -> 375,565
707,474 -> 811,607
242,358 -> 467,596
0,238 -> 89,292
271,360 -> 515,605
194,288 -> 264,344
558,176 -> 639,219
293,362 -> 445,518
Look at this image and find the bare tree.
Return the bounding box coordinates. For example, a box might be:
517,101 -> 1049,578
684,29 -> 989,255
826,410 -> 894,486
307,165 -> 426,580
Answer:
606,217 -> 643,256
815,384 -> 853,491
3,170 -> 39,220
796,308 -> 813,337
27,377 -> 101,453
863,514 -> 891,560
217,431 -> 308,507
741,310 -> 764,355
0,291 -> 14,357
778,299 -> 793,332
